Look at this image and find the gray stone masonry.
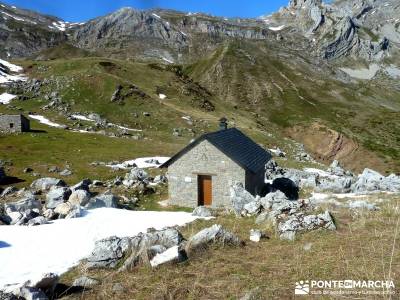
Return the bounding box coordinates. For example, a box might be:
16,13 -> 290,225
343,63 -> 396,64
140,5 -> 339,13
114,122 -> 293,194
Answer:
167,140 -> 246,208
0,114 -> 30,133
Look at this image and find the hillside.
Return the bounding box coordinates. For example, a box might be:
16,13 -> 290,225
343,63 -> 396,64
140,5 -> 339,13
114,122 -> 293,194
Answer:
0,0 -> 399,174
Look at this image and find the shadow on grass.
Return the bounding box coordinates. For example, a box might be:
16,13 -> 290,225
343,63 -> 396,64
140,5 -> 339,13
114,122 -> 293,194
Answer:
28,129 -> 47,133
53,283 -> 88,299
0,176 -> 25,185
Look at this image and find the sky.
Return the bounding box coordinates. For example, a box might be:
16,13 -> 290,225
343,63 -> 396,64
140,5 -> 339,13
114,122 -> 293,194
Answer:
1,0 -> 289,22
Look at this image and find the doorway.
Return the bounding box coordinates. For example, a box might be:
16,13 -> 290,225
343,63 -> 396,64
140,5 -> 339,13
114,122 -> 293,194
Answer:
198,175 -> 212,206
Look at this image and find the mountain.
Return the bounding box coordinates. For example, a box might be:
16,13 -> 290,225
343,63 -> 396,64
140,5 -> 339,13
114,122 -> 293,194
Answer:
0,0 -> 399,173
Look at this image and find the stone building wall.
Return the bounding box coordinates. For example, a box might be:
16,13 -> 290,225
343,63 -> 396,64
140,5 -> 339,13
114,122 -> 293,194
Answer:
0,115 -> 30,133
167,140 -> 245,208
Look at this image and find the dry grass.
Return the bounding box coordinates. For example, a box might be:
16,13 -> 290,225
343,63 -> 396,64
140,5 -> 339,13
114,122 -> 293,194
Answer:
58,196 -> 400,300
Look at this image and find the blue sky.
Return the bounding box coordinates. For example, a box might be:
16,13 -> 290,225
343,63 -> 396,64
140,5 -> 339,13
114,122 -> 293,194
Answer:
2,0 -> 289,22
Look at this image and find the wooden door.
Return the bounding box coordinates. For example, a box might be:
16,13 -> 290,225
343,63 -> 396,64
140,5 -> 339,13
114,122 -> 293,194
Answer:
198,175 -> 212,206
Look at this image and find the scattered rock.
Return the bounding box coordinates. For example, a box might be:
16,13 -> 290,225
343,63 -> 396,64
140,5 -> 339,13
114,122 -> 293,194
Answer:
249,229 -> 266,242
31,178 -> 66,192
71,179 -> 92,192
59,169 -> 72,176
230,183 -> 256,215
192,206 -> 212,217
68,189 -> 91,206
72,276 -> 100,288
242,199 -> 262,216
1,186 -> 18,198
278,210 -> 336,240
85,192 -> 118,209
112,283 -> 125,293
46,187 -> 71,209
185,224 -> 242,255
5,196 -> 41,213
352,169 -> 400,193
18,287 -> 48,300
27,216 -> 48,226
150,245 -> 187,267
86,236 -> 131,268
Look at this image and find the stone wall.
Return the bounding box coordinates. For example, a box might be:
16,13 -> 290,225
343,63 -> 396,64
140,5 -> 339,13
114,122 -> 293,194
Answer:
167,140 -> 245,208
0,115 -> 29,133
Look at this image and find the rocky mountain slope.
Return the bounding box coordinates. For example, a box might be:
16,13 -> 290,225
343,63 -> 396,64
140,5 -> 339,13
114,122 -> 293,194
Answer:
0,0 -> 400,173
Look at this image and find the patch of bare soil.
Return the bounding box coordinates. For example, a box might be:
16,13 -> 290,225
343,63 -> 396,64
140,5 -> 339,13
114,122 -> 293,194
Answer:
286,122 -> 388,173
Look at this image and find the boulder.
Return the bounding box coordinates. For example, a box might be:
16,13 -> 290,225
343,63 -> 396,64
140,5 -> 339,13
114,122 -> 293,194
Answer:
278,210 -> 336,240
27,216 -> 48,226
352,169 -> 400,193
192,206 -> 212,217
264,159 -> 285,180
65,205 -> 82,219
149,245 -> 187,267
119,228 -> 184,271
68,190 -> 91,206
46,187 -> 71,209
125,168 -> 148,182
242,199 -> 262,216
18,287 -> 48,300
185,224 -> 242,255
230,183 -> 256,215
249,229 -> 265,242
72,276 -> 100,288
153,175 -> 167,184
1,186 -> 18,198
259,190 -> 289,210
5,196 -> 41,213
54,202 -> 72,216
31,178 -> 66,192
280,231 -> 296,241
70,179 -> 92,192
0,291 -> 23,300
42,209 -> 57,221
86,236 -> 131,268
327,160 -> 347,176
85,192 -> 118,209
14,209 -> 40,226
7,211 -> 23,225
316,176 -> 353,193
59,169 -> 72,176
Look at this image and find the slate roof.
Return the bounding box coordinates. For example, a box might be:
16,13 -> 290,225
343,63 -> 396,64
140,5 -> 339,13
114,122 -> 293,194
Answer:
160,128 -> 271,173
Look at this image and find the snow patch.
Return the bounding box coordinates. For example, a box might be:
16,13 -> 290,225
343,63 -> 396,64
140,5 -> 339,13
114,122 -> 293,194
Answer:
152,13 -> 161,19
159,93 -> 167,99
0,93 -> 17,104
304,168 -> 335,178
0,208 -> 202,291
28,115 -> 64,128
71,114 -> 93,122
162,57 -> 174,64
0,59 -> 23,73
268,25 -> 285,31
340,64 -> 380,80
107,157 -> 170,169
150,245 -> 180,267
